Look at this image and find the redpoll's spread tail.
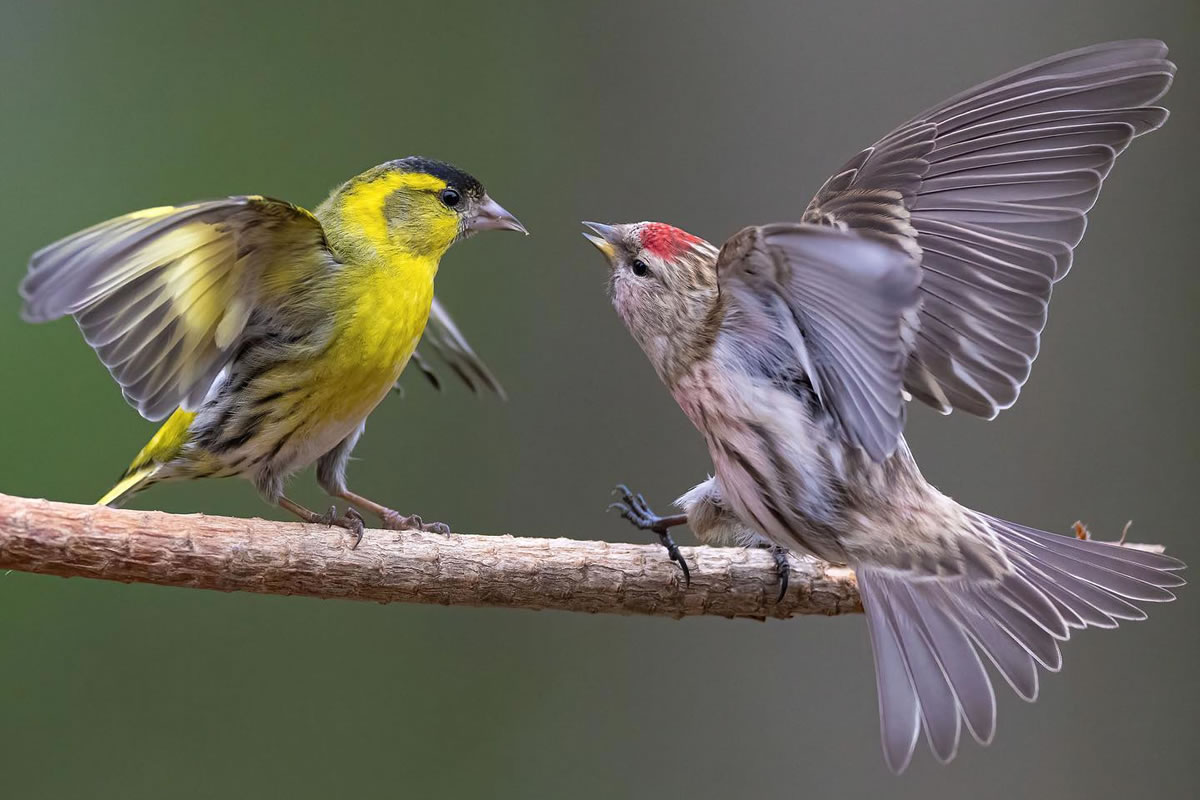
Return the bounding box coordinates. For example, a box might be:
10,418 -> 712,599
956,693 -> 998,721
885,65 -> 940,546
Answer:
858,515 -> 1184,772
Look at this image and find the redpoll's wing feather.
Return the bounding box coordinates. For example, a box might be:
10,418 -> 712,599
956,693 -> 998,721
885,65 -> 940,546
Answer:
19,197 -> 334,420
803,39 -> 1174,418
410,297 -> 505,398
716,224 -> 921,461
803,124 -> 935,249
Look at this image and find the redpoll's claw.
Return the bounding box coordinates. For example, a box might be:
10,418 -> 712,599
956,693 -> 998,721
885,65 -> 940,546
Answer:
655,528 -> 691,588
608,484 -> 692,587
768,544 -> 790,603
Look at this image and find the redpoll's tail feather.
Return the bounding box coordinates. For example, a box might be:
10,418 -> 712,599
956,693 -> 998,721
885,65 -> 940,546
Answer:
858,517 -> 1185,773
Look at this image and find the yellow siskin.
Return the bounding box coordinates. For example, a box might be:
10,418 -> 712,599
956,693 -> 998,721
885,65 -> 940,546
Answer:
20,157 -> 526,542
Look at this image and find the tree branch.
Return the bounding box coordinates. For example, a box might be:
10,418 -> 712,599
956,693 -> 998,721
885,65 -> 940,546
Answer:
0,494 -> 1169,620
0,494 -> 861,619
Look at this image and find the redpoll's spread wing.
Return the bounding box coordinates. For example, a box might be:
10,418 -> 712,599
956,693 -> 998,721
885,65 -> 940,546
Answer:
20,197 -> 334,420
410,297 -> 505,398
716,224 -> 921,461
803,39 -> 1174,418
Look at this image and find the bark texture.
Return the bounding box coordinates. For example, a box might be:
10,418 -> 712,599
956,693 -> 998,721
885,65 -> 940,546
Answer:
0,494 -> 863,620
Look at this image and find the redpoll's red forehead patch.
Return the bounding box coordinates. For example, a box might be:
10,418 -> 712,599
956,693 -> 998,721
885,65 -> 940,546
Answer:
639,223 -> 703,258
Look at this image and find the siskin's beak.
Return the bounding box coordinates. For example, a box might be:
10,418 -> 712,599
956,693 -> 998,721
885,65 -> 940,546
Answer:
581,221 -> 618,262
467,195 -> 528,235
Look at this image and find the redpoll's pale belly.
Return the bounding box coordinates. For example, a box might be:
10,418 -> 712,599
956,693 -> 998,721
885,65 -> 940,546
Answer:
673,359 -> 845,564
672,351 -> 1010,578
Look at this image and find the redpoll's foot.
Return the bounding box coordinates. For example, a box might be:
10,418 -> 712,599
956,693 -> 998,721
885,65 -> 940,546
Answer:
380,508 -> 451,536
608,484 -> 692,587
765,544 -> 791,602
318,505 -> 367,549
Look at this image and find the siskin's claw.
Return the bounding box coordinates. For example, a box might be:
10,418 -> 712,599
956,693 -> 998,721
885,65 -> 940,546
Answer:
314,505 -> 366,547
380,509 -> 414,531
380,508 -> 450,535
343,507 -> 366,549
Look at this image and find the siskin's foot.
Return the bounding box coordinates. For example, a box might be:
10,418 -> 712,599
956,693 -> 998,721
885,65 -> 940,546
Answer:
318,505 -> 366,549
609,484 -> 692,587
380,508 -> 451,536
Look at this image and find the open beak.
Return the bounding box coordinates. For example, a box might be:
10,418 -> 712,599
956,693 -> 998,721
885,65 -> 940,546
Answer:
467,195 -> 528,235
581,221 -> 618,261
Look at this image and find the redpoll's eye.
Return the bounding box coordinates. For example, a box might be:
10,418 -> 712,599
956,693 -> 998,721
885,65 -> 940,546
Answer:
440,188 -> 461,208
631,258 -> 650,277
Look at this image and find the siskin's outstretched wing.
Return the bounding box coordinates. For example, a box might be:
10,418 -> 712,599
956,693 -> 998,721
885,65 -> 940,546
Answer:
20,196 -> 336,420
803,39 -> 1174,418
406,297 -> 506,399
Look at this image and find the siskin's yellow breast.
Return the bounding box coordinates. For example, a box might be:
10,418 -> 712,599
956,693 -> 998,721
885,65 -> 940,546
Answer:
314,255 -> 437,425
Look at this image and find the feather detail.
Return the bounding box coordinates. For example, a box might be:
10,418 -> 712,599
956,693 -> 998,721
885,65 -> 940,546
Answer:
409,297 -> 506,399
804,39 -> 1174,418
20,197 -> 334,420
715,224 -> 921,461
859,513 -> 1183,773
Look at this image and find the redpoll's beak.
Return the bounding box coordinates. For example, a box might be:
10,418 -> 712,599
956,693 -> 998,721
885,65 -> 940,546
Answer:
581,221 -> 618,262
467,195 -> 528,235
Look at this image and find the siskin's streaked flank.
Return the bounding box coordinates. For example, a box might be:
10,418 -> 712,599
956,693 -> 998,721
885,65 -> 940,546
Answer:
21,157 -> 526,542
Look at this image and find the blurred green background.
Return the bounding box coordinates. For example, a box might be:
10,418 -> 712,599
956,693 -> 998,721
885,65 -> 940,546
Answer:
1,1 -> 1196,797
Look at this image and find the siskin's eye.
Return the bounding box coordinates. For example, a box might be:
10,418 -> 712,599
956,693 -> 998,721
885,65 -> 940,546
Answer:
440,188 -> 461,208
631,258 -> 650,277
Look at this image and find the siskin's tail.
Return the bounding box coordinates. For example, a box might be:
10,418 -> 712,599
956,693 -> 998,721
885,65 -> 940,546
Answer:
857,514 -> 1186,773
97,464 -> 161,507
96,407 -> 195,507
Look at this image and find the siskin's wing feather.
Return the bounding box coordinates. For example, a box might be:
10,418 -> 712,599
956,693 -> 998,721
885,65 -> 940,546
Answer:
803,39 -> 1174,418
407,297 -> 505,399
20,196 -> 335,420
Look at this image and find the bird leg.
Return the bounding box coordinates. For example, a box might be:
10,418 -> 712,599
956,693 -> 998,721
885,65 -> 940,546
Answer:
278,495 -> 366,549
331,489 -> 451,536
609,484 -> 691,586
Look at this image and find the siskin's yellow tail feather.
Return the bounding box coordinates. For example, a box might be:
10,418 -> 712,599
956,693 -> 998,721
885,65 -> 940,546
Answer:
97,464 -> 160,507
97,407 -> 195,507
